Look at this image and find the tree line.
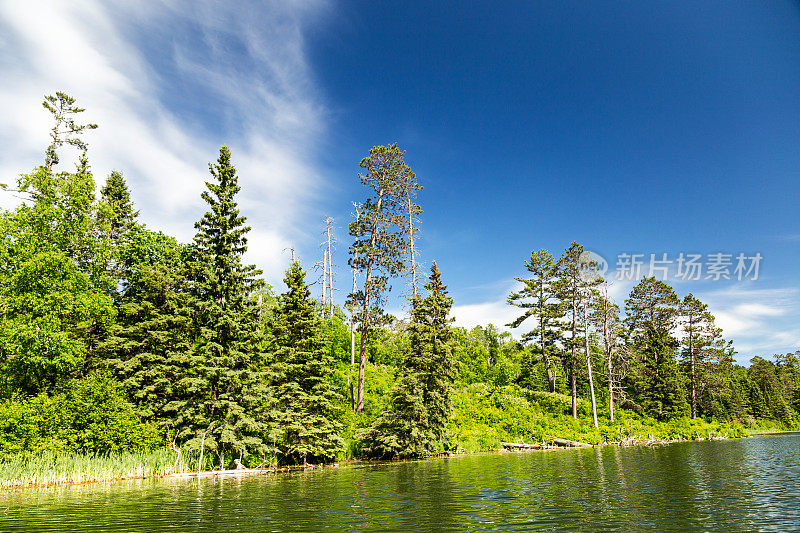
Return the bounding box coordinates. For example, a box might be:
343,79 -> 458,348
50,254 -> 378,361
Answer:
1,93 -> 797,467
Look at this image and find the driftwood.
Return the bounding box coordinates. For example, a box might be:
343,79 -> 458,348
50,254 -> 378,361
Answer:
500,442 -> 545,450
168,468 -> 271,479
544,435 -> 593,448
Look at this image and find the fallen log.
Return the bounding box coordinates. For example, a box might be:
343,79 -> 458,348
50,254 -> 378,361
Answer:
500,442 -> 543,450
167,468 -> 271,479
544,435 -> 592,448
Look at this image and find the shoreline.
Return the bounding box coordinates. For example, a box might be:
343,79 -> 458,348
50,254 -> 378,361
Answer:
1,432 -> 754,490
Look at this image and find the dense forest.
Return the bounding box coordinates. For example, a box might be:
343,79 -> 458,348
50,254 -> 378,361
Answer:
1,94 -> 798,471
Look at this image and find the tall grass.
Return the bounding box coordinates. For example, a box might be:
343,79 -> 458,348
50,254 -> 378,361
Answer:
0,449 -> 191,489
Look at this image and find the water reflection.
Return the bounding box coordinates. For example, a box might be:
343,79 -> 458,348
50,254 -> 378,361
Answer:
2,435 -> 799,532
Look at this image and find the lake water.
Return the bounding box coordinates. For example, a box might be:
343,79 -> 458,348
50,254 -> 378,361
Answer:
2,434 -> 799,532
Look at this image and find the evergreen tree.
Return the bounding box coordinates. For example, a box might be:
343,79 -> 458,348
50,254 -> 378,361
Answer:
349,143 -> 420,412
624,277 -> 688,419
98,234 -> 192,431
99,170 -> 139,239
553,242 -> 584,418
181,146 -> 267,466
98,170 -> 140,301
679,293 -> 721,419
269,260 -> 344,465
362,262 -> 456,458
507,249 -> 563,392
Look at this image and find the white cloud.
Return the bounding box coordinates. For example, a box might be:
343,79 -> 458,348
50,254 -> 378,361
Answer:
697,286 -> 800,360
0,0 -> 330,283
452,298 -> 521,334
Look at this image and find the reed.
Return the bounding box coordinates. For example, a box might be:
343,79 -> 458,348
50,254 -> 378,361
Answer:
0,449 -> 191,489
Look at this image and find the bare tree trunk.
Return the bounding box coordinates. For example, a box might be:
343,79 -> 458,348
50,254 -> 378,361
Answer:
689,320 -> 696,419
326,217 -> 335,318
571,290 -> 578,418
583,297 -> 599,428
407,196 -> 418,298
603,284 -> 614,423
539,279 -> 556,392
350,207 -> 360,367
322,250 -> 328,318
357,258 -> 373,412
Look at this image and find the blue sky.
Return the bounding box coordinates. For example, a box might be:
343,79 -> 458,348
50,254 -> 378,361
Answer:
1,1 -> 798,364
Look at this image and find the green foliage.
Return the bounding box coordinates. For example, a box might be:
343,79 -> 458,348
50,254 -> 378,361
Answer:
0,373 -> 159,459
0,94 -> 798,481
98,248 -> 192,425
361,263 -> 457,458
269,261 -> 344,464
180,146 -> 268,464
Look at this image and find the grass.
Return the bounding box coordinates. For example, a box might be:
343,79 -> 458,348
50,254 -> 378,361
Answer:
0,449 -> 190,489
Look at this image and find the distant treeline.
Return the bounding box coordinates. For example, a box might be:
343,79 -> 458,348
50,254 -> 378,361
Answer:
0,94 -> 797,470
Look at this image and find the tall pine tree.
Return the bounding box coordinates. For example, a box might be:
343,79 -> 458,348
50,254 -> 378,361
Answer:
624,277 -> 688,419
507,249 -> 563,392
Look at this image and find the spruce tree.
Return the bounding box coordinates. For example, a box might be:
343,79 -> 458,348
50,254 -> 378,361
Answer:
362,262 -> 455,458
182,146 -> 267,466
99,170 -> 139,239
98,235 -> 192,431
416,262 -> 456,446
269,260 -> 344,465
98,170 -> 139,301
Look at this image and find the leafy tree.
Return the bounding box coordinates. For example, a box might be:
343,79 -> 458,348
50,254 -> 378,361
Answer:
0,93 -> 113,396
181,146 -> 268,466
349,144 -> 420,412
269,261 -> 344,464
507,249 -> 563,392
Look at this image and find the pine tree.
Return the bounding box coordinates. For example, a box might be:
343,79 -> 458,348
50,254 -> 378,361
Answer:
624,277 -> 688,419
349,144 -> 421,412
362,262 -> 456,458
507,249 -> 563,392
554,242 -> 584,418
182,146 -> 267,466
680,293 -> 721,419
269,260 -> 344,465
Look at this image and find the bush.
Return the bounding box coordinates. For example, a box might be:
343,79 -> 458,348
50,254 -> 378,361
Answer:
0,373 -> 159,459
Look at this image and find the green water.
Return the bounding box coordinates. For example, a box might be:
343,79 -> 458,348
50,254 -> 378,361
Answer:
2,434 -> 799,532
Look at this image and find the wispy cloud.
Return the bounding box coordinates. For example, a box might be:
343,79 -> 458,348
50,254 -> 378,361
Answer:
0,0 -> 330,283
